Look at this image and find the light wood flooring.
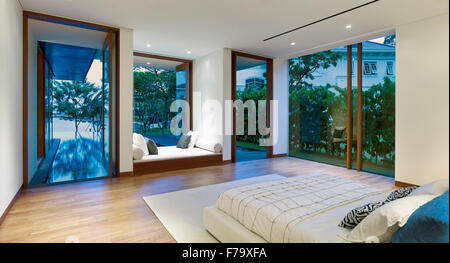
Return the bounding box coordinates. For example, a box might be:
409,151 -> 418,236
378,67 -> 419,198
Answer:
0,157 -> 396,243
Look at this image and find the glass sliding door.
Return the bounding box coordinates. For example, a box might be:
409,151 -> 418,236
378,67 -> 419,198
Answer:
235,55 -> 268,162
288,35 -> 396,177
360,35 -> 396,177
289,46 -> 349,168
102,32 -> 112,177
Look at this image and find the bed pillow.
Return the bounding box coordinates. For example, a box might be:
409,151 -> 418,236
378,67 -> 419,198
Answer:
133,133 -> 149,155
187,131 -> 199,149
385,186 -> 418,203
176,134 -> 191,149
392,191 -> 449,243
344,194 -> 437,243
132,145 -> 144,160
409,179 -> 449,197
146,139 -> 158,155
338,201 -> 385,229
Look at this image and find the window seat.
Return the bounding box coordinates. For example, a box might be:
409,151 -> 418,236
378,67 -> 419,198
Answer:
134,146 -> 221,163
133,146 -> 223,175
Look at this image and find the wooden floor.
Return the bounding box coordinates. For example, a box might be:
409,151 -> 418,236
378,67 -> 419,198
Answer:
0,157 -> 396,243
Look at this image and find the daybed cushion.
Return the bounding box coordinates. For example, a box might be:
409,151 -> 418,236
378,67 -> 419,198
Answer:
146,138 -> 158,155
177,134 -> 191,149
392,191 -> 449,243
133,133 -> 149,155
196,139 -> 222,153
187,131 -> 199,149
132,144 -> 144,160
133,146 -> 220,163
410,179 -> 449,197
345,194 -> 436,243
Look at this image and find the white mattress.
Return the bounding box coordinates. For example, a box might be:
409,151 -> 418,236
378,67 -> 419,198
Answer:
215,173 -> 388,243
133,146 -> 220,163
204,192 -> 388,243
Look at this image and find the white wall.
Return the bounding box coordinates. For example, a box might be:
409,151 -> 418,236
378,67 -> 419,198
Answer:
119,28 -> 134,173
0,0 -> 23,217
193,49 -> 229,160
273,58 -> 289,155
396,13 -> 449,185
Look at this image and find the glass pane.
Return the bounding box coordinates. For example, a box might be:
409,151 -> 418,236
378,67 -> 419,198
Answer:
235,56 -> 267,162
361,34 -> 396,177
103,42 -> 110,169
289,46 -> 348,167
133,57 -> 184,146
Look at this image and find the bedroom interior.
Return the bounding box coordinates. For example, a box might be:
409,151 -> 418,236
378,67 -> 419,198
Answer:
0,0 -> 448,246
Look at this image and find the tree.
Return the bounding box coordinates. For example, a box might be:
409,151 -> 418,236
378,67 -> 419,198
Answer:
384,35 -> 396,46
53,81 -> 99,137
288,51 -> 343,153
133,68 -> 176,134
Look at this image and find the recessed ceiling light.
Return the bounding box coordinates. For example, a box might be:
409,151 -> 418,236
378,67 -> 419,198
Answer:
346,24 -> 352,29
146,44 -> 151,47
290,42 -> 296,46
187,50 -> 192,54
146,62 -> 151,65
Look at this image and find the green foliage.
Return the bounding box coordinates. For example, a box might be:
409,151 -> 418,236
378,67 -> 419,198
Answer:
236,83 -> 267,145
53,81 -> 101,137
133,68 -> 176,134
288,49 -> 395,170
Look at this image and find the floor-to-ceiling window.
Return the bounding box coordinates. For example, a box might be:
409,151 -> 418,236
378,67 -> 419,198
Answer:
133,54 -> 191,146
289,46 -> 350,168
288,34 -> 396,177
26,16 -> 118,186
235,56 -> 268,162
360,36 -> 396,176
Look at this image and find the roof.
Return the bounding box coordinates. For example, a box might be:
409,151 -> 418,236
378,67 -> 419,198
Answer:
39,41 -> 100,81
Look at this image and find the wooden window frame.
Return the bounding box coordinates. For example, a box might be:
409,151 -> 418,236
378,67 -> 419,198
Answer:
22,11 -> 121,188
231,51 -> 274,163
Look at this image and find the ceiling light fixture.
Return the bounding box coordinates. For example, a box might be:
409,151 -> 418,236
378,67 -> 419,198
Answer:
146,44 -> 151,47
187,50 -> 192,54
290,42 -> 296,46
346,24 -> 352,29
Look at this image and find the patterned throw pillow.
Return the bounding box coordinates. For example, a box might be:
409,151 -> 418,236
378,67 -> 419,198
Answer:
339,201 -> 385,229
385,186 -> 418,203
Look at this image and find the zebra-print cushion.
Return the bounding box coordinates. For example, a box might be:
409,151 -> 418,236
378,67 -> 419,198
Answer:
385,186 -> 418,203
338,201 -> 385,229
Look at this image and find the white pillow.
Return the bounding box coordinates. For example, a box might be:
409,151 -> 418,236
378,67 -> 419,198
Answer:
133,133 -> 149,156
132,144 -> 144,160
187,131 -> 199,149
344,194 -> 436,243
196,139 -> 222,153
409,179 -> 449,197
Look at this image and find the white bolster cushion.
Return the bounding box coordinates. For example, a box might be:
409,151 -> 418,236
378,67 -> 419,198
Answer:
133,144 -> 144,160
196,139 -> 222,153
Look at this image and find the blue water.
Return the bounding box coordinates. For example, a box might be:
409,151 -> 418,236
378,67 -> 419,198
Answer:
236,146 -> 266,162
47,118 -> 109,183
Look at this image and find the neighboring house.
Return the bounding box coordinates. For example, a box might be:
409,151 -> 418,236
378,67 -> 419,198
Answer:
307,41 -> 396,89
245,77 -> 265,90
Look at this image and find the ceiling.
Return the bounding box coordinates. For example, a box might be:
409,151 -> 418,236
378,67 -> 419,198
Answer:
29,19 -> 107,50
133,56 -> 183,71
20,0 -> 449,59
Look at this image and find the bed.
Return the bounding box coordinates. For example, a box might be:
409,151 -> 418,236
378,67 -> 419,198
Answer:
203,173 -> 389,243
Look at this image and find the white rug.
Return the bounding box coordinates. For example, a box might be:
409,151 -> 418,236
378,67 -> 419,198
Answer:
143,174 -> 285,243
